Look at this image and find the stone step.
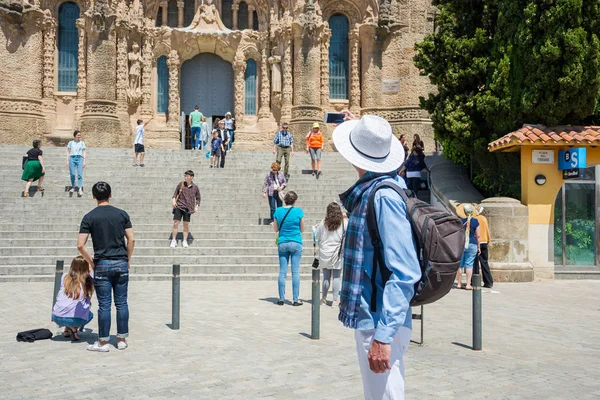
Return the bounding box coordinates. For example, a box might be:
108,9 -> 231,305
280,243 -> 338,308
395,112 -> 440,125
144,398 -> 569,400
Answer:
0,238 -> 291,246
0,246 -> 306,256
0,224 -> 277,232
0,231 -> 309,239
0,273 -> 314,282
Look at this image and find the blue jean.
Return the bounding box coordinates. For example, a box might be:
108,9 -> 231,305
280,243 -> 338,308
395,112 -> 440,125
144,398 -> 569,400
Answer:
191,126 -> 201,149
52,312 -> 94,329
460,243 -> 478,269
69,155 -> 83,188
268,194 -> 282,221
227,129 -> 234,149
278,241 -> 303,302
93,259 -> 129,341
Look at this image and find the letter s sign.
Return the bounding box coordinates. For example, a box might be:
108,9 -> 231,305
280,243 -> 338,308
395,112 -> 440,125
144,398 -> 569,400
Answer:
571,151 -> 578,168
559,148 -> 587,171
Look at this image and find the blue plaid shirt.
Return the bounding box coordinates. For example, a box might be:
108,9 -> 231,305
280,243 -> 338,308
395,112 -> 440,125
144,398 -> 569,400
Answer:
274,130 -> 294,147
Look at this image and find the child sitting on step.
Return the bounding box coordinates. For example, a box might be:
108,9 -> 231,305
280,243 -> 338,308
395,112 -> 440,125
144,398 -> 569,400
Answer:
51,256 -> 94,341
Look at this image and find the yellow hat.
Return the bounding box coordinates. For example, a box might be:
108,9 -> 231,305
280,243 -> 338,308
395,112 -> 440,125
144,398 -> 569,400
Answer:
312,122 -> 320,128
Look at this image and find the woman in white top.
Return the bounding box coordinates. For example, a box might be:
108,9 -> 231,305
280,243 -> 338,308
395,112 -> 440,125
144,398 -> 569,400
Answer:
314,202 -> 348,307
66,130 -> 87,196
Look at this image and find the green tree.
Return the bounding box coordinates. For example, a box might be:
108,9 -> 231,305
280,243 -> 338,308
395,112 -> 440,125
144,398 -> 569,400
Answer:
415,0 -> 600,198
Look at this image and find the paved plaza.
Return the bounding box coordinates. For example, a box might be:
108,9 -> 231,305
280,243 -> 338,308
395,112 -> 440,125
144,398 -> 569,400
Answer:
0,280 -> 599,399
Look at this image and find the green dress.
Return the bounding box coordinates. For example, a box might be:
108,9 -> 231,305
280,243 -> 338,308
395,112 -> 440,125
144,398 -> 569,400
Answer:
21,148 -> 45,182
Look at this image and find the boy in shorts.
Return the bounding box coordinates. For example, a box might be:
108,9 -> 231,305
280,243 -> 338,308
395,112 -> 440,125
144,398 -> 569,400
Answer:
170,170 -> 201,248
133,118 -> 152,167
210,130 -> 224,168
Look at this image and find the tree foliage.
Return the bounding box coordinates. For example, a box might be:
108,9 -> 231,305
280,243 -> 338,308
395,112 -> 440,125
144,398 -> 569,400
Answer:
415,0 -> 600,198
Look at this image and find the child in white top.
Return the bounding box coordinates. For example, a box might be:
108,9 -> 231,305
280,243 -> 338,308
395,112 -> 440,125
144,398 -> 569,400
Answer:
133,117 -> 152,167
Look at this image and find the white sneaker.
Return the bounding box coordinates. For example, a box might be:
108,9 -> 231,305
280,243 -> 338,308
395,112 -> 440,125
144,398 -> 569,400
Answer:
117,340 -> 128,350
87,341 -> 110,352
170,240 -> 177,248
182,240 -> 189,248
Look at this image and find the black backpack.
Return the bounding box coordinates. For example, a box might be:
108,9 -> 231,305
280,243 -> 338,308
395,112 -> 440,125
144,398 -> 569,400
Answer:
367,181 -> 465,309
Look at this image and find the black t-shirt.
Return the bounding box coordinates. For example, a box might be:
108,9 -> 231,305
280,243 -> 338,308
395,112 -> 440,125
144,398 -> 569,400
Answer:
27,148 -> 42,160
79,205 -> 132,262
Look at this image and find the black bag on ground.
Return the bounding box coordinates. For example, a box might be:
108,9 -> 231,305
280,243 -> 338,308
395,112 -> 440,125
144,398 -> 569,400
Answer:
16,328 -> 53,342
367,181 -> 464,308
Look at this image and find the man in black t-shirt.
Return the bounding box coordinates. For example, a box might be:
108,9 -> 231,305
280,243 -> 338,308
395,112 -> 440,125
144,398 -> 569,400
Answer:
78,182 -> 135,353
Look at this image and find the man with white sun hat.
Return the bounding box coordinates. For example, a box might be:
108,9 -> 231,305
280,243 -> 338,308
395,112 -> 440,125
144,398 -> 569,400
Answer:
334,110 -> 421,400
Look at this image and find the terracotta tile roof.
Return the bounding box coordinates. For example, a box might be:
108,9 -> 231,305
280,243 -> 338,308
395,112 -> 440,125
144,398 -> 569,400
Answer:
488,125 -> 600,152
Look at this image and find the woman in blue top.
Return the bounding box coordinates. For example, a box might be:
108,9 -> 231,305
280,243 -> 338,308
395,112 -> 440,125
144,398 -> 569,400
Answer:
66,130 -> 87,196
398,145 -> 429,193
456,203 -> 481,290
273,191 -> 304,306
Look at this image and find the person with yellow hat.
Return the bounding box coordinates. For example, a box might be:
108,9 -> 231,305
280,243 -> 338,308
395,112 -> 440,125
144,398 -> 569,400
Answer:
306,122 -> 324,178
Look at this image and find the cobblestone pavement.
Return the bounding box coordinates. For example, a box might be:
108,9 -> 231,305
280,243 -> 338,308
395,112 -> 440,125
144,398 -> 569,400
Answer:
0,280 -> 599,400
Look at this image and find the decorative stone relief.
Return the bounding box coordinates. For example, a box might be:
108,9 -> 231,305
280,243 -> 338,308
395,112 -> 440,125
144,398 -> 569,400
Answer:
167,49 -> 180,126
116,31 -> 128,105
84,0 -> 116,37
83,100 -> 118,114
126,42 -> 142,104
281,36 -> 292,119
0,98 -> 43,115
268,46 -> 282,94
75,17 -> 87,97
291,106 -> 322,120
320,23 -> 330,106
41,10 -> 56,99
349,26 -> 360,112
258,44 -> 271,118
140,34 -> 153,115
233,52 -> 246,119
362,107 -> 430,121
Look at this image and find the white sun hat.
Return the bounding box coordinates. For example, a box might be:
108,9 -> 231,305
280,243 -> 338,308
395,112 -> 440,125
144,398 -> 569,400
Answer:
332,115 -> 405,173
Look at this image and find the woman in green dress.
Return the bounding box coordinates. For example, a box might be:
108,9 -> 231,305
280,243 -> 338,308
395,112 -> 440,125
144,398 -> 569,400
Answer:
22,140 -> 46,197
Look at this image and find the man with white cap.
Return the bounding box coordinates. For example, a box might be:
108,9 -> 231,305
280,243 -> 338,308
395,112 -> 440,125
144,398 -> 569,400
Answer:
333,110 -> 421,400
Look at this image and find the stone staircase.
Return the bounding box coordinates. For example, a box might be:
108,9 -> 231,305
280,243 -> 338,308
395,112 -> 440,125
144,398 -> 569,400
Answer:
0,146 -> 362,282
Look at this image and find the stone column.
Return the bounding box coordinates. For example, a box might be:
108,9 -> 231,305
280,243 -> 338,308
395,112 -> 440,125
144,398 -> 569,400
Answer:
41,15 -> 56,101
291,28 -> 321,114
167,50 -> 180,127
359,24 -> 380,109
258,44 -> 271,118
75,18 -> 87,116
233,55 -> 246,119
177,0 -> 184,28
140,35 -> 153,116
160,1 -> 168,26
115,28 -> 128,111
319,25 -> 331,107
248,5 -> 254,29
280,32 -> 293,120
232,4 -> 239,30
349,27 -> 361,113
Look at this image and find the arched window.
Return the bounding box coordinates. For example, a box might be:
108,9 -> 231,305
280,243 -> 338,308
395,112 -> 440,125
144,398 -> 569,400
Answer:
183,0 -> 195,27
238,1 -> 248,30
244,59 -> 257,115
328,14 -> 349,100
157,56 -> 169,113
57,2 -> 80,92
221,0 -> 233,29
252,10 -> 259,30
167,0 -> 178,27
155,7 -> 163,27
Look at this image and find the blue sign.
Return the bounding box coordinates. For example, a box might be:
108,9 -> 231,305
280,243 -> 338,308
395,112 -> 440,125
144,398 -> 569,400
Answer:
558,148 -> 587,171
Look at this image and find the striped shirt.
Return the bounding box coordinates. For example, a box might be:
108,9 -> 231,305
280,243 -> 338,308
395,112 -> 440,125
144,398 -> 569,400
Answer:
273,130 -> 294,147
173,182 -> 201,214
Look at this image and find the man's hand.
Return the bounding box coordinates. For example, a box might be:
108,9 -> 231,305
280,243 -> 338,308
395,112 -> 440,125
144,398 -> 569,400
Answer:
368,340 -> 392,373
341,109 -> 357,121
66,161 -> 69,168
262,192 -> 267,200
172,199 -> 177,209
306,148 -> 309,154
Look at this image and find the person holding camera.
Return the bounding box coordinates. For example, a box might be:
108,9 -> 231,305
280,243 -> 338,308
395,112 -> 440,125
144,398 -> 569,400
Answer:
170,170 -> 201,248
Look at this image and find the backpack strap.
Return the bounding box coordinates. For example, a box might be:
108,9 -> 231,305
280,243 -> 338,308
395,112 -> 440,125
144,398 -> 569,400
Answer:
366,181 -> 415,313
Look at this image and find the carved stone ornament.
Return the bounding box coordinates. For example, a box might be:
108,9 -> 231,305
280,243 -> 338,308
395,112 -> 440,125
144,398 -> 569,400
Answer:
377,0 -> 402,37
233,52 -> 246,118
186,4 -> 229,32
126,42 -> 142,104
167,50 -> 180,125
268,46 -> 282,94
41,10 -> 56,99
296,0 -> 320,38
84,0 -> 116,37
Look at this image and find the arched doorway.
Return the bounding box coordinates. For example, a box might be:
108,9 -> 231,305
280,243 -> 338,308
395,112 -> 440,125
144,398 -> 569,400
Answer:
180,53 -> 234,118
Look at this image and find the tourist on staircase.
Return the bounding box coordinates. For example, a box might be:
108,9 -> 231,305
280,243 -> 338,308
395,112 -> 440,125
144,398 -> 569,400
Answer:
262,162 -> 287,224
456,203 -> 480,290
306,122 -> 324,179
210,130 -> 224,168
201,116 -> 210,151
412,134 -> 424,151
133,117 -> 152,167
170,170 -> 201,248
314,202 -> 347,307
273,191 -> 304,306
273,122 -> 294,180
224,111 -> 235,151
398,146 -> 429,194
216,120 -> 230,168
21,139 -> 45,197
66,130 -> 87,197
189,105 -> 204,150
399,134 -> 410,160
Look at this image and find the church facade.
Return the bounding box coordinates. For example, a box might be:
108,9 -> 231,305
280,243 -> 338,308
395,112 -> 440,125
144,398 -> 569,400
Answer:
0,0 -> 435,150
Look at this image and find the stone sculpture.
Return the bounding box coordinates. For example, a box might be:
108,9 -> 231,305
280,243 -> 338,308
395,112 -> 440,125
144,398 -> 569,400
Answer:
127,42 -> 142,104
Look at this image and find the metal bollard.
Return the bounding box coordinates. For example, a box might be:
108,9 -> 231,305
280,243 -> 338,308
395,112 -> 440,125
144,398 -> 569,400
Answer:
311,268 -> 320,340
172,264 -> 181,330
52,260 -> 64,310
472,259 -> 482,350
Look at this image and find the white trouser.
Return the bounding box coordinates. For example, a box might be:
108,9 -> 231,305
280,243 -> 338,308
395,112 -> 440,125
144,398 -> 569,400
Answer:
354,327 -> 411,400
